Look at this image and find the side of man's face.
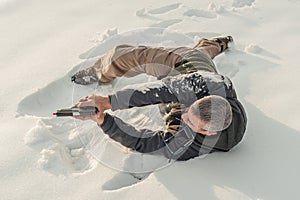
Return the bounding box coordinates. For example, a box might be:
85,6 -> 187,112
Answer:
181,107 -> 217,136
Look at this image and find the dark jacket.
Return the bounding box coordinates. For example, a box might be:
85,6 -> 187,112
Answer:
100,71 -> 247,161
101,71 -> 247,160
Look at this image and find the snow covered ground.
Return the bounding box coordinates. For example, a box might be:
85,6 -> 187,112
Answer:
1,0 -> 300,199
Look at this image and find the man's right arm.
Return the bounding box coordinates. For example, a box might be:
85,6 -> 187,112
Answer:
99,113 -> 196,160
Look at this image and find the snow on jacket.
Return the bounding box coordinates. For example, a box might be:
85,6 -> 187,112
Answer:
100,71 -> 247,161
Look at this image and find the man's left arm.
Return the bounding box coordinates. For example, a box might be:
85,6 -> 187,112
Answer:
109,72 -> 211,111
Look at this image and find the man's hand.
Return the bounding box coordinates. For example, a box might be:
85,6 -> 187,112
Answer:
73,94 -> 112,125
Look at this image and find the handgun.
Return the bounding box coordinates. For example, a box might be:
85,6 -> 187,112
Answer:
53,106 -> 99,117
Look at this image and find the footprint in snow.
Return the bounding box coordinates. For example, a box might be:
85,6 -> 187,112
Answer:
183,9 -> 217,19
232,0 -> 255,8
25,117 -> 99,176
135,3 -> 182,19
148,3 -> 182,15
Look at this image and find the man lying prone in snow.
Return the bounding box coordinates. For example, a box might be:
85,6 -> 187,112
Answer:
71,36 -> 247,161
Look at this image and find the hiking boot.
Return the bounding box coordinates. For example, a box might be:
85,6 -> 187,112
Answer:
71,67 -> 99,85
210,35 -> 233,52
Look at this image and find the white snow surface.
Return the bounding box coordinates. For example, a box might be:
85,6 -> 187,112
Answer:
1,0 -> 300,199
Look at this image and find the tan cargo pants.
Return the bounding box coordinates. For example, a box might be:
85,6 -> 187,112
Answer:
91,38 -> 223,83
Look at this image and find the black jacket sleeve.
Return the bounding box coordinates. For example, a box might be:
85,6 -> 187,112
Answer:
100,113 -> 196,160
109,72 -> 214,110
100,113 -> 171,153
109,83 -> 178,111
